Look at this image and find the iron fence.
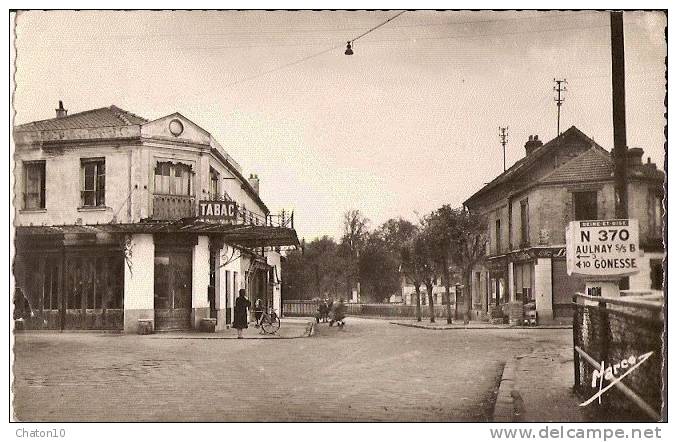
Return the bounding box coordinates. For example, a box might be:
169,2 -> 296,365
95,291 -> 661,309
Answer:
282,300 -> 458,319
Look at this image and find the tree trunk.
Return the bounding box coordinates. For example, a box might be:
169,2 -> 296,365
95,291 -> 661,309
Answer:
425,282 -> 435,323
443,257 -> 453,324
464,269 -> 472,325
414,283 -> 422,322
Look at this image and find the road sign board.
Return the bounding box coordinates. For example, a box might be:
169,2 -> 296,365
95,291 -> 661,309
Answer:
565,219 -> 640,277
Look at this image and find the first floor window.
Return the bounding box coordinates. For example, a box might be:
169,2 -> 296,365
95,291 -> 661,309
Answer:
81,158 -> 106,207
649,192 -> 663,239
24,161 -> 46,209
154,161 -> 193,196
495,218 -> 502,253
209,167 -> 220,200
520,199 -> 529,246
573,191 -> 598,220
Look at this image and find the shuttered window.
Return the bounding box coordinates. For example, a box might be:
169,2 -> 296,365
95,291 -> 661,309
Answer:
154,161 -> 193,196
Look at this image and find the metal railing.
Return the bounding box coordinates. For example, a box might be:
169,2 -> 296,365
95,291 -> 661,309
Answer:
282,300 -> 456,319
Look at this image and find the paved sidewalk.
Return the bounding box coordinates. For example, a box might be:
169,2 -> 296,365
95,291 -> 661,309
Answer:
494,335 -> 588,422
149,318 -> 313,339
391,319 -> 572,330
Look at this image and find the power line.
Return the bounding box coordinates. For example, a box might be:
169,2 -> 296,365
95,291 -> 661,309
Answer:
53,11 -> 599,40
345,11 -> 406,54
350,11 -> 406,43
35,23 -> 609,52
196,21 -> 604,89
223,11 -> 407,86
221,44 -> 340,88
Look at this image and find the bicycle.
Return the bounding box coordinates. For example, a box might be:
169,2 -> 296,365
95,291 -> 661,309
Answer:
258,308 -> 281,334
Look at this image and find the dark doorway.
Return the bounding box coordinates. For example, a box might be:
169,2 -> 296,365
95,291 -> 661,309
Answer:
154,250 -> 192,331
209,249 -> 218,320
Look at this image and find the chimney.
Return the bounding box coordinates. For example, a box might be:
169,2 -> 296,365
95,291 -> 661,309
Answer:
524,134 -> 543,156
55,100 -> 68,118
248,174 -> 260,194
627,147 -> 644,167
646,156 -> 657,170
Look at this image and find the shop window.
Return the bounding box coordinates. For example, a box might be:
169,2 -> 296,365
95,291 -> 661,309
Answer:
43,258 -> 59,311
65,255 -> 123,310
67,258 -> 82,309
81,158 -> 106,207
154,161 -> 193,196
520,199 -> 529,246
24,161 -> 46,209
209,167 -> 220,200
650,259 -> 664,290
573,191 -> 598,220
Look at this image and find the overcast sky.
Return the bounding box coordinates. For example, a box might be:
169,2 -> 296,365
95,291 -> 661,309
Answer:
13,10 -> 666,241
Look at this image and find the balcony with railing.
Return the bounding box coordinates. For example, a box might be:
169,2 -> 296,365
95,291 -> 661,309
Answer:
152,194 -> 196,220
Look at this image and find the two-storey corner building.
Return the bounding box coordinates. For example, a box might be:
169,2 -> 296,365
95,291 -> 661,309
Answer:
13,103 -> 299,333
463,126 -> 664,324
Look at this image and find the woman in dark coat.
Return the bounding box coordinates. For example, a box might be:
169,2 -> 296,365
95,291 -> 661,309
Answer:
233,289 -> 251,338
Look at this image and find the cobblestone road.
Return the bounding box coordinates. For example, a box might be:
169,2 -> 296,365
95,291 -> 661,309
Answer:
12,318 -> 570,422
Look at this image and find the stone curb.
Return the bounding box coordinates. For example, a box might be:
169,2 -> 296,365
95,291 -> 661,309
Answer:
390,321 -> 572,331
493,358 -> 517,422
493,357 -> 527,422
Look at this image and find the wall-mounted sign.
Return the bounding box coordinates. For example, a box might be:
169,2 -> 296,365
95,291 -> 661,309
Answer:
565,219 -> 640,277
199,200 -> 238,220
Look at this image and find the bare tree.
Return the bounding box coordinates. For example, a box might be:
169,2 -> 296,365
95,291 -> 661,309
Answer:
447,208 -> 487,324
341,209 -> 369,301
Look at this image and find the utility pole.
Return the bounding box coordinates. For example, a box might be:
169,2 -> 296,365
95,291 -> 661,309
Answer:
499,126 -> 509,172
611,11 -> 628,219
553,78 -> 567,136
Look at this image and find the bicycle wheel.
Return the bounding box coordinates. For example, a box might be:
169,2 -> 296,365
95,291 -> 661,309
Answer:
261,314 -> 280,334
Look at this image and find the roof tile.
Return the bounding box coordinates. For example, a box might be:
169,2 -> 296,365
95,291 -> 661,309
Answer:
539,148 -> 614,184
15,105 -> 147,132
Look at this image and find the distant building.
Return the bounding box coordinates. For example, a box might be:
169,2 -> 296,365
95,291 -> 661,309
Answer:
13,103 -> 298,332
400,276 -> 462,307
464,127 -> 664,323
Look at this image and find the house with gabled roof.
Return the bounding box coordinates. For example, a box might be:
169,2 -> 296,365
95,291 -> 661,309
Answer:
463,126 -> 664,324
13,102 -> 298,333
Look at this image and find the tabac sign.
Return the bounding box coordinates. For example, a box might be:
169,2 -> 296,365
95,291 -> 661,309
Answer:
198,200 -> 238,221
565,219 -> 640,276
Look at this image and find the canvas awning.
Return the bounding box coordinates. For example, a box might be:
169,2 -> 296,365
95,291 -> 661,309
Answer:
15,220 -> 300,249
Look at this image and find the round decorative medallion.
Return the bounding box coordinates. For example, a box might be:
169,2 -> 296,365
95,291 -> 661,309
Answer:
169,119 -> 184,137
